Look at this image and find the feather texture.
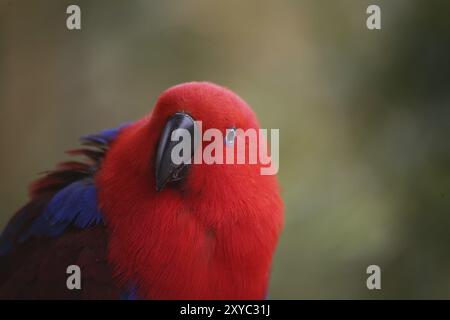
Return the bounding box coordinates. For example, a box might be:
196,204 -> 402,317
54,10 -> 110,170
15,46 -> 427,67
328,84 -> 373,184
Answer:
0,124 -> 129,298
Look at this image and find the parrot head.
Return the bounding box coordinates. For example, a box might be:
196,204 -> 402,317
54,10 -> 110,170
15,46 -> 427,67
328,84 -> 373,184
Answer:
152,81 -> 261,193
97,82 -> 283,299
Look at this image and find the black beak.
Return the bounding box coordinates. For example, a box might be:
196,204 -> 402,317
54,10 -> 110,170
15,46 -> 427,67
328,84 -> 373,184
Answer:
155,112 -> 197,192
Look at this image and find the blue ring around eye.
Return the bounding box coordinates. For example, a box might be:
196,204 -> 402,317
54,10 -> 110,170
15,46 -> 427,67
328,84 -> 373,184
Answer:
225,128 -> 236,146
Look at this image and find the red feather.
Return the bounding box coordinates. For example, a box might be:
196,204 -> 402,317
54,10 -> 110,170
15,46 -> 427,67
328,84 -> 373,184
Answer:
97,82 -> 284,299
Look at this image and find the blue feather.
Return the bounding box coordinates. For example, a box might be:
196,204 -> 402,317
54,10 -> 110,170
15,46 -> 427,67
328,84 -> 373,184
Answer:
18,180 -> 104,243
81,123 -> 130,145
120,285 -> 140,300
0,123 -> 132,256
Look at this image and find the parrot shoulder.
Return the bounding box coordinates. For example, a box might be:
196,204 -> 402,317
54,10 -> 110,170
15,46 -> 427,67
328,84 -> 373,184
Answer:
0,124 -> 129,299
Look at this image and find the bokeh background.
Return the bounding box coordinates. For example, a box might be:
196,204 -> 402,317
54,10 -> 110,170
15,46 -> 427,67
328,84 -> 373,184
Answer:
1,0 -> 449,299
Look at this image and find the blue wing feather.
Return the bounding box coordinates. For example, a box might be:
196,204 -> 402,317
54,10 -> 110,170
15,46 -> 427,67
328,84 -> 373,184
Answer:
0,123 -> 138,299
18,181 -> 104,243
0,124 -> 129,256
120,285 -> 140,300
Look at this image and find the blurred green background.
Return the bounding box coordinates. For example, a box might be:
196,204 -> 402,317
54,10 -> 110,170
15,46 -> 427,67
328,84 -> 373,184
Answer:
1,0 -> 449,298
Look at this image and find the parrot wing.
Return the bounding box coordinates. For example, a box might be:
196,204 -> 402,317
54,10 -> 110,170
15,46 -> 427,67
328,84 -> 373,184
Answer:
0,125 -> 129,299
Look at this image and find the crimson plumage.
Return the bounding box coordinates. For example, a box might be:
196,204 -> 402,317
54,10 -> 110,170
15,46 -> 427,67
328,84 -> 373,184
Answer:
0,82 -> 284,299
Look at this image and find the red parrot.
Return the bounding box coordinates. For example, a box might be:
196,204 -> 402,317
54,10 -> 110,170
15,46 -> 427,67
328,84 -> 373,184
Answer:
0,82 -> 284,299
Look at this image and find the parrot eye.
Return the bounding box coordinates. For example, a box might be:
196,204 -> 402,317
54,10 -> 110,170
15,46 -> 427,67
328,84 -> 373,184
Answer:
225,128 -> 237,146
